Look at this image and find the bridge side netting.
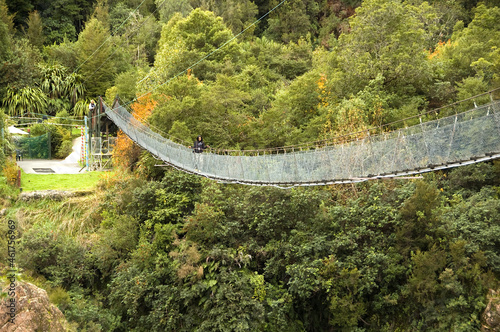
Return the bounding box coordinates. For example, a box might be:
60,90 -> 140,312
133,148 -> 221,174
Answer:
105,100 -> 500,185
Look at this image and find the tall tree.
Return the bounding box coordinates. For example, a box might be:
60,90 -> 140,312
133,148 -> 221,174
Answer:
26,10 -> 44,50
148,9 -> 239,85
93,0 -> 110,29
156,0 -> 193,23
0,0 -> 14,34
265,0 -> 319,43
436,4 -> 500,88
0,39 -> 41,92
0,19 -> 11,100
34,0 -> 95,44
406,0 -> 467,49
108,0 -> 155,16
197,0 -> 258,38
5,0 -> 32,27
109,2 -> 133,34
76,17 -> 116,98
44,38 -> 79,71
336,0 -> 431,97
126,8 -> 161,65
0,18 -> 11,62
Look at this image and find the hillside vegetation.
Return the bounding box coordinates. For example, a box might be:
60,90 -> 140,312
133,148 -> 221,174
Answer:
1,0 -> 500,331
1,165 -> 500,331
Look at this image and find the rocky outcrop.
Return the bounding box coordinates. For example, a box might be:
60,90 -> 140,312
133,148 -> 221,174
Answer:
0,281 -> 71,332
18,190 -> 91,201
482,289 -> 500,331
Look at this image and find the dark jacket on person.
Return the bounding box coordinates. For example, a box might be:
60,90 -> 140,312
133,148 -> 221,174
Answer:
193,136 -> 207,153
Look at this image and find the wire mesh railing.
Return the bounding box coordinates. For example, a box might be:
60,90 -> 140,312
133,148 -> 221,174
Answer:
105,95 -> 500,186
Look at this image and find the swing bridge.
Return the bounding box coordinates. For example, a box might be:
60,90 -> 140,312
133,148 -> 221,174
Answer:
104,90 -> 500,187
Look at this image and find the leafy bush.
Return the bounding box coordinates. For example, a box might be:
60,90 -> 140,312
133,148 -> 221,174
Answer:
17,222 -> 96,289
55,139 -> 73,159
54,110 -> 72,125
126,169 -> 202,227
63,290 -> 120,332
445,162 -> 500,197
2,157 -> 19,186
93,212 -> 139,278
48,286 -> 71,311
29,123 -> 67,158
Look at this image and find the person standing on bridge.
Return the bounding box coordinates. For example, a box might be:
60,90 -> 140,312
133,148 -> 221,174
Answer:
89,100 -> 96,113
189,135 -> 209,171
189,135 -> 210,153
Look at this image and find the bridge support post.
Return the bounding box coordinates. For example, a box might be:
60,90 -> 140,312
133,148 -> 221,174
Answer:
85,116 -> 90,171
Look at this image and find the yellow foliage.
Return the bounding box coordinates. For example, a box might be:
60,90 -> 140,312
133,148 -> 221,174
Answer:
2,158 -> 19,186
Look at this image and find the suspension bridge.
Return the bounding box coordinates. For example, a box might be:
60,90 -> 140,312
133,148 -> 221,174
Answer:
104,92 -> 500,187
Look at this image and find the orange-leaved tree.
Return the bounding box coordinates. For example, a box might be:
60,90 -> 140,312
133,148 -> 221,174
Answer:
112,94 -> 158,169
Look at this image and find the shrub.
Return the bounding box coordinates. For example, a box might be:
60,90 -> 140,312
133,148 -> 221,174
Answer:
48,286 -> 71,311
2,157 -> 19,186
54,110 -> 72,125
29,123 -> 67,158
17,222 -> 96,289
55,139 -> 74,159
63,290 -> 120,331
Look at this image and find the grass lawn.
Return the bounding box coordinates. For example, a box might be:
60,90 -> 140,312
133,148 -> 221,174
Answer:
20,170 -> 106,191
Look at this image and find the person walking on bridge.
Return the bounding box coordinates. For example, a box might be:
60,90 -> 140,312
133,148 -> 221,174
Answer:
189,135 -> 209,171
189,135 -> 209,153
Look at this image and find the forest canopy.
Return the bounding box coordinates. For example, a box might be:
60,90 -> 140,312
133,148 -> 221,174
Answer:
0,0 -> 499,150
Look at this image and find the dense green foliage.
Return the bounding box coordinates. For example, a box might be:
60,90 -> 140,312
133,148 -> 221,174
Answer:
0,0 -> 498,126
1,0 -> 500,330
2,163 -> 498,331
